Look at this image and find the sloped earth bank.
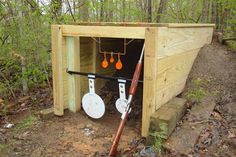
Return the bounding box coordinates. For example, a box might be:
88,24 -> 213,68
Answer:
0,41 -> 235,157
182,41 -> 236,156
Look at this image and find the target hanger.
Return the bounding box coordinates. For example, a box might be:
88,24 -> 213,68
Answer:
110,52 -> 114,63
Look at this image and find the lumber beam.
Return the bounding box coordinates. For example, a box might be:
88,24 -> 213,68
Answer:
67,37 -> 81,112
51,25 -> 66,116
142,27 -> 159,137
62,25 -> 146,39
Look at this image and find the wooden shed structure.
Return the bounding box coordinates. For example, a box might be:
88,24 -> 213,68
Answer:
51,23 -> 214,137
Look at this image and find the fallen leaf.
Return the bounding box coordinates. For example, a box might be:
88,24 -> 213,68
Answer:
18,96 -> 31,103
0,99 -> 3,104
212,111 -> 223,120
228,130 -> 236,138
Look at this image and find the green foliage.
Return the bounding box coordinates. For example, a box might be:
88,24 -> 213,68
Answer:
186,78 -> 207,102
226,41 -> 236,51
187,88 -> 206,102
150,122 -> 167,155
0,1 -> 51,98
0,143 -> 8,152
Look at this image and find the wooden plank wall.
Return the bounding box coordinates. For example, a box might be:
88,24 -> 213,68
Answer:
142,27 -> 213,136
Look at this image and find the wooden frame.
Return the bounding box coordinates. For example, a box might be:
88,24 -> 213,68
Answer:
51,23 -> 214,137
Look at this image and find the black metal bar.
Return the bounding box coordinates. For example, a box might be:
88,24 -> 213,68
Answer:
66,69 -> 143,83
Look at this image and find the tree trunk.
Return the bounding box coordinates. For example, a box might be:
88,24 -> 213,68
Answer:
122,0 -> 126,22
201,0 -> 209,23
79,1 -> 89,21
156,0 -> 167,23
211,0 -> 217,24
147,0 -> 152,22
100,0 -> 104,22
50,0 -> 62,21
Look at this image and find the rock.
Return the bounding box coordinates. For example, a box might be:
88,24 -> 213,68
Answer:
37,107 -> 54,120
85,123 -> 92,129
3,123 -> 14,129
140,146 -> 157,157
149,97 -> 187,139
164,97 -> 216,155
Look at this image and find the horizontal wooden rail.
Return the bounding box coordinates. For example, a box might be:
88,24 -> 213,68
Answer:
62,25 -> 146,39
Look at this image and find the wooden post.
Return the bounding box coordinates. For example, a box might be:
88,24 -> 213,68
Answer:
67,37 -> 81,112
142,27 -> 159,137
51,25 -> 66,116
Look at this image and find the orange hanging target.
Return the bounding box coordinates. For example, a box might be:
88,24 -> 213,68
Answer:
115,53 -> 122,70
102,52 -> 108,68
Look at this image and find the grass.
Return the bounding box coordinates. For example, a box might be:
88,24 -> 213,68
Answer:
0,143 -> 8,153
186,78 -> 208,102
150,122 -> 167,155
226,40 -> 236,52
186,88 -> 206,102
13,114 -> 38,133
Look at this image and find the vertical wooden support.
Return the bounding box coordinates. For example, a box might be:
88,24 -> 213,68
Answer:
142,28 -> 159,137
67,37 -> 81,112
52,25 -> 66,116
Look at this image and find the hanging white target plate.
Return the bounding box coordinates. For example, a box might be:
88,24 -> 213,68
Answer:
82,75 -> 105,119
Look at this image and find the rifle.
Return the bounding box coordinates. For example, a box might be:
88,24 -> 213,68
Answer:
109,44 -> 145,156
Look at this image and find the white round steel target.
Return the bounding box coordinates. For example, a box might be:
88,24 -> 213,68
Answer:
115,98 -> 128,114
82,75 -> 105,119
82,93 -> 105,119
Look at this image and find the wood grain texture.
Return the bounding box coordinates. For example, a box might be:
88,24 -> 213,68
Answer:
62,25 -> 146,39
157,27 -> 214,58
154,48 -> 199,114
80,38 -> 95,96
142,27 -> 159,137
51,25 -> 65,116
67,37 -> 81,112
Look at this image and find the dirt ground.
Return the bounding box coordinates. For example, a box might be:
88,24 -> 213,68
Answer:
0,40 -> 235,157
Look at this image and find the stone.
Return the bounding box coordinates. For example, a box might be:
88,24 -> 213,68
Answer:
164,97 -> 216,155
149,97 -> 187,139
37,107 -> 54,120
